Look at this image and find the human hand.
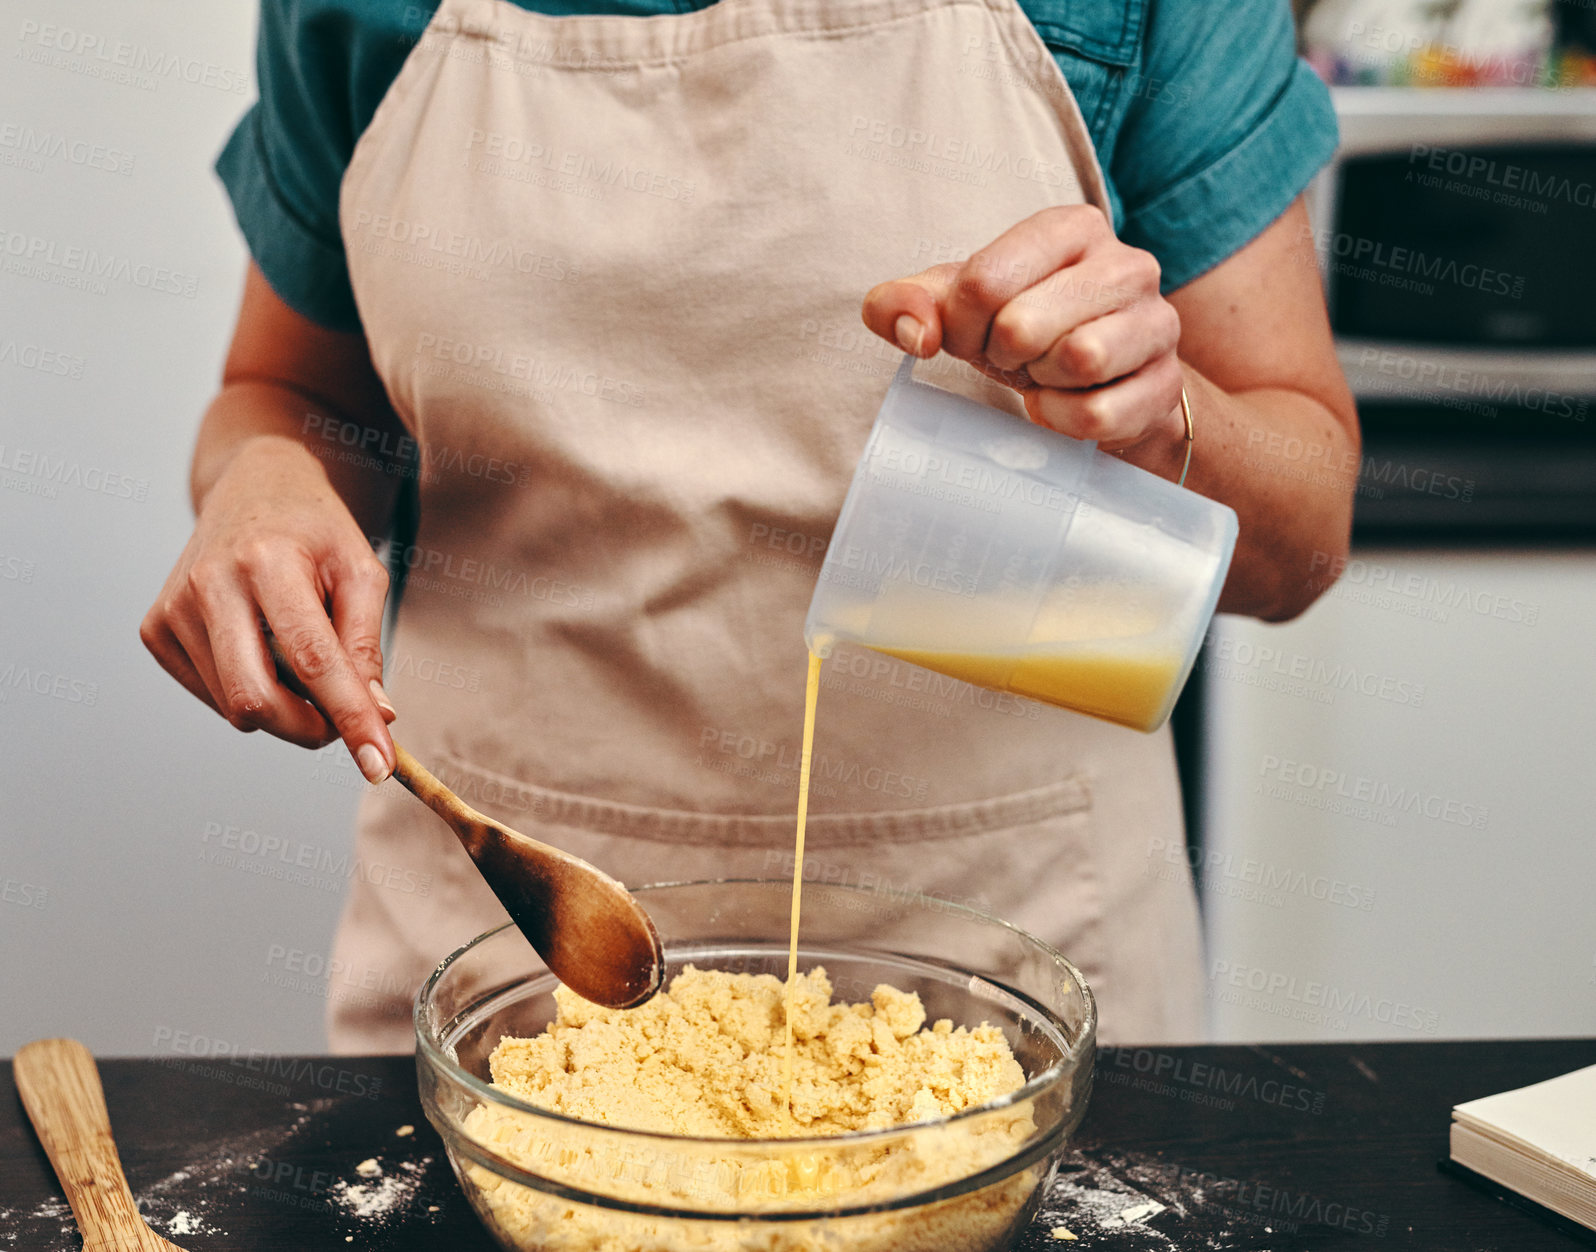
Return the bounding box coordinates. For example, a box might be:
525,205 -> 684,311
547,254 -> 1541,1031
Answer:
863,205 -> 1186,452
140,436 -> 397,781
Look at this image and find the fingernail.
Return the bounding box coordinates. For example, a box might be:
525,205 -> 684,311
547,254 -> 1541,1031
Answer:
356,744 -> 391,784
894,314 -> 924,356
369,678 -> 397,719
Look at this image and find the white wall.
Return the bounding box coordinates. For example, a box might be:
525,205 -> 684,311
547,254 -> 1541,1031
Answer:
0,1 -> 366,1056
1201,549 -> 1596,1041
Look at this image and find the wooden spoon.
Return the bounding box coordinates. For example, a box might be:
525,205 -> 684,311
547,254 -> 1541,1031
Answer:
267,636 -> 663,1010
15,1037 -> 185,1252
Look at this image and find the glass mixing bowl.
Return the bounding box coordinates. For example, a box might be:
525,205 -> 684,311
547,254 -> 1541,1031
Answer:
416,878 -> 1095,1251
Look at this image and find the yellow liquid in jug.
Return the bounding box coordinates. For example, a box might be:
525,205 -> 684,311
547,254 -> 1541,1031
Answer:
870,644 -> 1183,733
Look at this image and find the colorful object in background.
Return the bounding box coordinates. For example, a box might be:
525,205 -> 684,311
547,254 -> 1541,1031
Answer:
1302,0 -> 1562,87
1552,50 -> 1596,87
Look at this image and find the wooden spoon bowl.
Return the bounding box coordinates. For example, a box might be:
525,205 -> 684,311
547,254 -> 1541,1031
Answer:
392,744 -> 664,1009
267,635 -> 663,1009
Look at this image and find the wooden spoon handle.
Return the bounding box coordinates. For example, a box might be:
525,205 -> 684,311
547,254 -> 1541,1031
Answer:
390,743 -> 488,850
15,1038 -> 152,1249
261,632 -> 486,850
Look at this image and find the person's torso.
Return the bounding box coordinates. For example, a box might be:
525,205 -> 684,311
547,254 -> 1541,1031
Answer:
336,0 -> 1174,825
320,0 -> 1205,1056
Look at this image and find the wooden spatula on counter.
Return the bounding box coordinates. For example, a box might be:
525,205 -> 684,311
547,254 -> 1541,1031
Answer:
266,634 -> 664,1010
15,1037 -> 186,1252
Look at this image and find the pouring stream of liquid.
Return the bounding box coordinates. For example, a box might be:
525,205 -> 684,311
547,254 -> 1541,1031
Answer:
782,650 -> 824,1119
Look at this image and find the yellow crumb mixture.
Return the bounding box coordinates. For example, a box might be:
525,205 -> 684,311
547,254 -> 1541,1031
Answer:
460,966 -> 1042,1252
486,965 -> 1025,1138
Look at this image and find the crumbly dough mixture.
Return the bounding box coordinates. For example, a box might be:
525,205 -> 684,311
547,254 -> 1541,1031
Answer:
486,965 -> 1025,1138
459,966 -> 1041,1251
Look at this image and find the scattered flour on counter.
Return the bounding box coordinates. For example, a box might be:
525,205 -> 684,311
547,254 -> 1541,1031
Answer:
1108,1199 -> 1167,1225
126,1104 -> 328,1239
1035,1161 -> 1181,1250
6,1193 -> 220,1247
1026,1149 -> 1292,1251
6,1092 -> 450,1246
168,1210 -> 201,1236
331,1156 -> 434,1223
11,1198 -> 68,1222
0,1199 -> 65,1246
9,1196 -> 75,1243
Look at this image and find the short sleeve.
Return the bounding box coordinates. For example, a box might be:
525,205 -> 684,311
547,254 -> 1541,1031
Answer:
215,3 -> 366,331
1110,0 -> 1338,293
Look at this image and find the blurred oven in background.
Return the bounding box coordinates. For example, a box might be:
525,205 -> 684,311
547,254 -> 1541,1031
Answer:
1182,87 -> 1596,1044
1318,88 -> 1596,535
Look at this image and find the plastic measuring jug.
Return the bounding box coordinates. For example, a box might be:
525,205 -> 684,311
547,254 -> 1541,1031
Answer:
804,355 -> 1238,733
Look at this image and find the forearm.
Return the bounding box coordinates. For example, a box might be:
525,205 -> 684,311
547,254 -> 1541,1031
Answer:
1120,363 -> 1359,623
145,263 -> 402,778
190,379 -> 407,539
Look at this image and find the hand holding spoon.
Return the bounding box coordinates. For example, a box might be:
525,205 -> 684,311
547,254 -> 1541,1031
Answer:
268,635 -> 663,1009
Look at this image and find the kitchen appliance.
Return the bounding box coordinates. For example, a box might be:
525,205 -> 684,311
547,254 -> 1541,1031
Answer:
1308,87 -> 1596,536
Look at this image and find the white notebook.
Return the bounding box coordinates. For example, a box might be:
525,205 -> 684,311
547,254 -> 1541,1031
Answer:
1450,1063 -> 1596,1234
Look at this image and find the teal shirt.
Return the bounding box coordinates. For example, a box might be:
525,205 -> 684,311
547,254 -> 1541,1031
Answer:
218,0 -> 1338,332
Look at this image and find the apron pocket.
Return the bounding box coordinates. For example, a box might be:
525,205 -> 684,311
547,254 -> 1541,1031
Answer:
431,749 -> 1091,848
430,750 -> 1105,982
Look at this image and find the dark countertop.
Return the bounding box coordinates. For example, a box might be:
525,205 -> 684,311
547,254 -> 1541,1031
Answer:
4,1040 -> 1593,1250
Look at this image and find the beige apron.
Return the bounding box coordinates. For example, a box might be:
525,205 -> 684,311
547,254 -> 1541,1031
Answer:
329,0 -> 1203,1051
